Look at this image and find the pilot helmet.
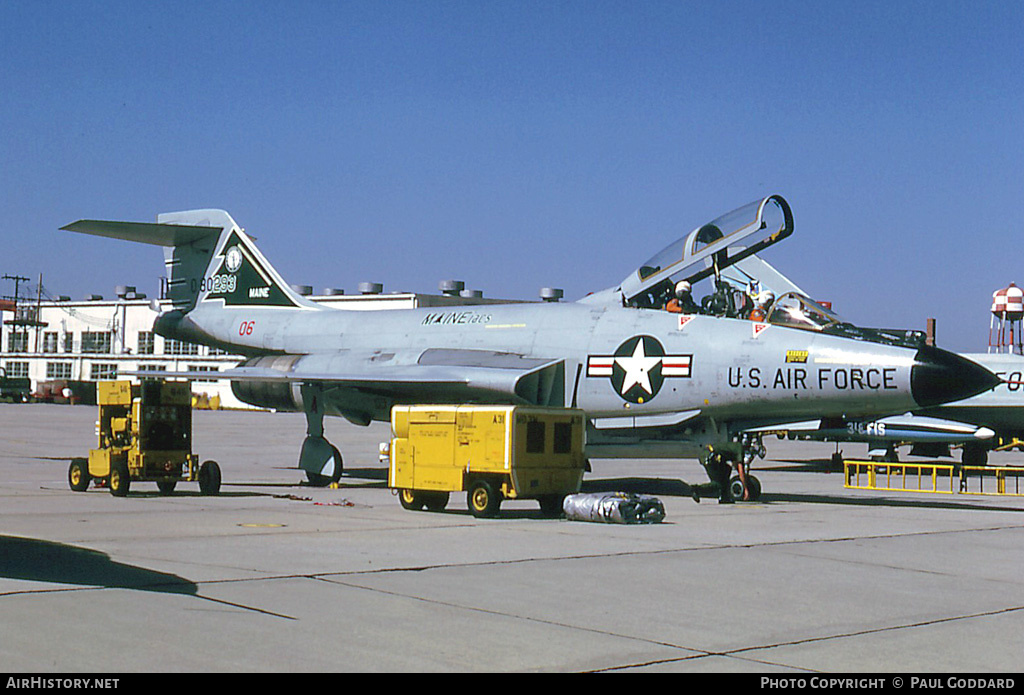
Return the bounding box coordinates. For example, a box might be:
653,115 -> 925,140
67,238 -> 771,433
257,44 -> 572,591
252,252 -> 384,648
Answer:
757,289 -> 775,306
675,280 -> 692,298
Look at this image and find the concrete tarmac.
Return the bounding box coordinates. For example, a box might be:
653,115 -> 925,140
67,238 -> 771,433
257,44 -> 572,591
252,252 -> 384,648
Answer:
1,403 -> 1022,673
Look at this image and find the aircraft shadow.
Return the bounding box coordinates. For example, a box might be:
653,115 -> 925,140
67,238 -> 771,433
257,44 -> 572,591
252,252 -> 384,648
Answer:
582,477 -> 699,497
761,492 -> 1024,514
0,536 -> 197,595
342,467 -> 388,481
770,459 -> 846,473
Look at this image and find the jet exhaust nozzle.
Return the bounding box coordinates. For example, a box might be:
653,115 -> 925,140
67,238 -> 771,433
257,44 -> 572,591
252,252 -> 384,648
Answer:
910,346 -> 1001,408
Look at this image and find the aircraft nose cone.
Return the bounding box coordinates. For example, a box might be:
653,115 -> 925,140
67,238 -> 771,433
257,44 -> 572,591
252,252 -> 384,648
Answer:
911,346 -> 1001,408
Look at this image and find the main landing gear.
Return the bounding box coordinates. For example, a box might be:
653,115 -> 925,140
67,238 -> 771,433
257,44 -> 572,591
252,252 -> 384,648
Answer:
299,383 -> 344,487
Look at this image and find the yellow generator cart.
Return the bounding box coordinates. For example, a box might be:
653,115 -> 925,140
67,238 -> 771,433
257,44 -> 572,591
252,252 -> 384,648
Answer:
388,405 -> 586,518
68,380 -> 221,497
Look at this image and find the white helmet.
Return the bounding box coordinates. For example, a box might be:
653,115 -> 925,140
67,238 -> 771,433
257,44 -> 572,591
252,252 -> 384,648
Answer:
675,280 -> 692,298
757,289 -> 775,306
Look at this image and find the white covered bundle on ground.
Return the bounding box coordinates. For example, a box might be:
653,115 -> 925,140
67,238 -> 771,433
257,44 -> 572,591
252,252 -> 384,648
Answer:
562,492 -> 666,524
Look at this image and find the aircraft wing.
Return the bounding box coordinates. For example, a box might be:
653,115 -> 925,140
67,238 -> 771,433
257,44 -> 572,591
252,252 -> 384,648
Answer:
129,348 -> 568,410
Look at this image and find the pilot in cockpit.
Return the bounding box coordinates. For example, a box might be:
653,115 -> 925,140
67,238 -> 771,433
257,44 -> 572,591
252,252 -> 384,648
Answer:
749,289 -> 774,322
665,280 -> 700,314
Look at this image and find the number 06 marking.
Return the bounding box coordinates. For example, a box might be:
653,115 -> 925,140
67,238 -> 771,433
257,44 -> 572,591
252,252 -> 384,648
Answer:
239,320 -> 256,336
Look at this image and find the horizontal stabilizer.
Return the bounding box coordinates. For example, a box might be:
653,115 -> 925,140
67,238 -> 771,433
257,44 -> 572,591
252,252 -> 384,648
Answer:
61,220 -> 221,247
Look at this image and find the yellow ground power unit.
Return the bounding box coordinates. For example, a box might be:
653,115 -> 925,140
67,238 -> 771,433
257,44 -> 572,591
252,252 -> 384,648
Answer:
67,380 -> 221,497
388,405 -> 587,517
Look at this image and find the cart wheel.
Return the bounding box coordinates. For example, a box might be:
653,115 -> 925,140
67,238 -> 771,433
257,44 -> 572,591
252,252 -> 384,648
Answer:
399,489 -> 424,511
109,460 -> 130,497
198,460 -> 221,496
157,480 -> 177,495
468,480 -> 501,518
538,495 -> 564,517
424,492 -> 450,512
68,458 -> 91,492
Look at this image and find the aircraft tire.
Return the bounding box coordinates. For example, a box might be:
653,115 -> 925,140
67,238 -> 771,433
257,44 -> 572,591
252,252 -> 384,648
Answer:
729,474 -> 762,502
157,479 -> 178,495
746,475 -> 762,501
329,445 -> 344,482
199,460 -> 222,495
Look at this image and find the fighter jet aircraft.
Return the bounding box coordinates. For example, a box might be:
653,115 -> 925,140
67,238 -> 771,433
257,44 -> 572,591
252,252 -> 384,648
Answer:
779,352 -> 1024,467
725,269 -> 1024,467
62,195 -> 1000,501
922,353 -> 1024,463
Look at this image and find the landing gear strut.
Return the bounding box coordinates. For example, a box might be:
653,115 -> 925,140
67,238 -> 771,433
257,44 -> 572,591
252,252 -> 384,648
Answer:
735,434 -> 764,501
299,383 -> 343,487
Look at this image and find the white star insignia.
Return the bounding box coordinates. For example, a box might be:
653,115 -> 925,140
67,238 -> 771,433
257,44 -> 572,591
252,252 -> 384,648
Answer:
615,339 -> 662,396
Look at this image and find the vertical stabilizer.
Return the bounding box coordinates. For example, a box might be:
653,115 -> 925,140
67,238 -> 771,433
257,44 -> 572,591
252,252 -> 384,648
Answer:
62,209 -> 321,314
157,210 -> 319,311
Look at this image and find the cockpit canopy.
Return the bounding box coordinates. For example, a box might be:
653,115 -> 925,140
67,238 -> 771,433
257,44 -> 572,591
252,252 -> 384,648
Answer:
769,293 -> 841,331
766,291 -> 926,348
599,193 -> 926,350
618,195 -> 793,307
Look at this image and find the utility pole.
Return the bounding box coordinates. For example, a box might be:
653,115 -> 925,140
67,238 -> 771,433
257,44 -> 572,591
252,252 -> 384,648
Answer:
2,274 -> 30,354
2,274 -> 30,303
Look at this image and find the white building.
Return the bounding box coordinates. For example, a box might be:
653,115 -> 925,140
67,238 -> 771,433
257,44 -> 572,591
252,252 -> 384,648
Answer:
0,282 -> 522,408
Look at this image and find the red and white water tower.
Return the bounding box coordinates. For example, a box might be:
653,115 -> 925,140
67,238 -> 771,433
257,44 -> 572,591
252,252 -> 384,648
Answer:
989,283 -> 1024,354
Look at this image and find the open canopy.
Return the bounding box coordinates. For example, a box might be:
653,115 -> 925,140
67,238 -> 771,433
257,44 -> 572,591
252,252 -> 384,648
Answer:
618,195 -> 793,307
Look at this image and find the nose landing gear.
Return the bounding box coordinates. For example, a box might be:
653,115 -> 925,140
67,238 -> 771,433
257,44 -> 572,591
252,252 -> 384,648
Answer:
694,434 -> 764,503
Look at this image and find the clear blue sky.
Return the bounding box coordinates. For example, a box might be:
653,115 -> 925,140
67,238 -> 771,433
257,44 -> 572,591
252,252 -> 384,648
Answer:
2,0 -> 1022,352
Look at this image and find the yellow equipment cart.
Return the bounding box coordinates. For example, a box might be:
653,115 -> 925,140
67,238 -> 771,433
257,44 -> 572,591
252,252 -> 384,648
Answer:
388,405 -> 586,517
68,380 -> 221,497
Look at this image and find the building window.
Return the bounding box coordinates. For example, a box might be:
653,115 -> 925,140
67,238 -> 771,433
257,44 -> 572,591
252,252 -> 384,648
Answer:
42,332 -> 58,353
4,361 -> 29,378
188,365 -> 219,383
89,363 -> 118,380
82,331 -> 112,354
8,332 -> 28,353
137,364 -> 167,373
46,362 -> 72,379
63,333 -> 74,353
165,339 -> 199,356
137,331 -> 155,355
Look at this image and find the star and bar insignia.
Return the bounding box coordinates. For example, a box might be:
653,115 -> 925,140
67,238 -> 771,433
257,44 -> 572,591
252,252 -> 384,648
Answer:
587,335 -> 692,403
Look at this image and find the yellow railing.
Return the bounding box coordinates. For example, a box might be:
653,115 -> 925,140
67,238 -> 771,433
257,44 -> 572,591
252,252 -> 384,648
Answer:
994,437 -> 1024,452
844,460 -> 1024,497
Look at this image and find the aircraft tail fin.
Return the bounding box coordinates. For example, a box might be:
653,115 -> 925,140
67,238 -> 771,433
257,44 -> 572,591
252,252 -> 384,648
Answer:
62,209 -> 321,313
